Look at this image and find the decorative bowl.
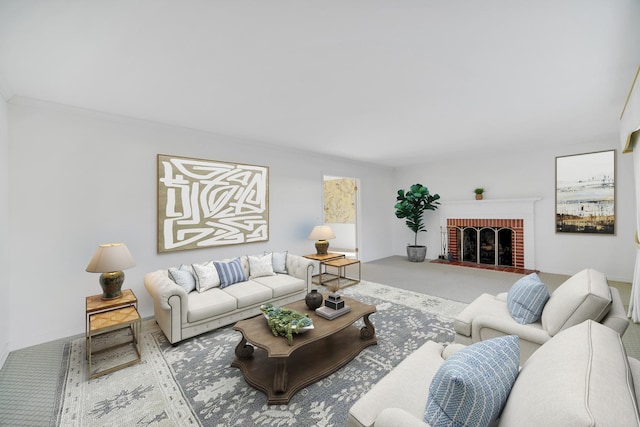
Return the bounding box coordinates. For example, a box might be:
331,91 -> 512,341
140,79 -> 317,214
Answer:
260,304 -> 314,345
263,314 -> 314,332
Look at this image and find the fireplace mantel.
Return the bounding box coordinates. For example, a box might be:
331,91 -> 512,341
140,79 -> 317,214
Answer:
439,198 -> 542,270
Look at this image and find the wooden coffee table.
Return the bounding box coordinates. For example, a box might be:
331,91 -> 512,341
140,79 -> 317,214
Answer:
231,296 -> 376,404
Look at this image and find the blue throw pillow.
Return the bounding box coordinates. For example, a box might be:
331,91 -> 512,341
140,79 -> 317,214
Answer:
507,273 -> 550,324
168,265 -> 196,293
266,251 -> 288,274
214,258 -> 247,288
424,335 -> 520,427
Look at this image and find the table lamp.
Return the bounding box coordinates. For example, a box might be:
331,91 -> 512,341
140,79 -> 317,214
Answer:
86,243 -> 136,300
308,225 -> 336,255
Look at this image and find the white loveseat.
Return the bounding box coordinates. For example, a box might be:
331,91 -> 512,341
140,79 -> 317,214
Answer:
347,320 -> 640,427
144,253 -> 314,344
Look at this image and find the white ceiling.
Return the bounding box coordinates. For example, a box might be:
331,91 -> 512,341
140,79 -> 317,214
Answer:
1,0 -> 639,167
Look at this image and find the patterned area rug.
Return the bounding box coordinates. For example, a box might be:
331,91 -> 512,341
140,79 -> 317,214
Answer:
55,281 -> 467,426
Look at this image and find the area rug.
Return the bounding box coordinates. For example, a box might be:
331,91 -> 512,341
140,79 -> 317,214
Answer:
55,281 -> 467,426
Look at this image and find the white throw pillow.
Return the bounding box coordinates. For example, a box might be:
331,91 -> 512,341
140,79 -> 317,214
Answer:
248,253 -> 276,279
192,261 -> 221,293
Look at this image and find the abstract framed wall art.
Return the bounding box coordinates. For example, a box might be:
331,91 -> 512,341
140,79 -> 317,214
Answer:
555,150 -> 615,234
157,154 -> 269,253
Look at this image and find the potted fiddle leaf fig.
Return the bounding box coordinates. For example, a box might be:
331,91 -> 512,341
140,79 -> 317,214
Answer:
395,183 -> 441,262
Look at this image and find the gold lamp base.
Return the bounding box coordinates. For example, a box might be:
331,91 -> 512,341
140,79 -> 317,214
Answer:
315,240 -> 329,255
99,271 -> 125,300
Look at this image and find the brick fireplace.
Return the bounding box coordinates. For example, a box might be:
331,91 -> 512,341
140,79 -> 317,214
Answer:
439,198 -> 540,270
447,218 -> 524,268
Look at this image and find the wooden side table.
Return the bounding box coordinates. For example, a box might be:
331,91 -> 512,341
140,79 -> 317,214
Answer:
86,289 -> 141,379
322,258 -> 361,289
303,252 -> 346,285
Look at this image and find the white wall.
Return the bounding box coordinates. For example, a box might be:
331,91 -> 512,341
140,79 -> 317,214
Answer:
0,96 -> 9,366
8,97 -> 635,352
327,223 -> 357,251
393,140 -> 636,282
6,98 -> 394,351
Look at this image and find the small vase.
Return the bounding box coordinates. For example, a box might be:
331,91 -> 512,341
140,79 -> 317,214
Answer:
305,289 -> 323,310
475,194 -> 483,200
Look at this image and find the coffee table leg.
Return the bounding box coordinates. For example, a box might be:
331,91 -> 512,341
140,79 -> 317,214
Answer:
273,358 -> 288,393
360,313 -> 376,339
235,336 -> 254,359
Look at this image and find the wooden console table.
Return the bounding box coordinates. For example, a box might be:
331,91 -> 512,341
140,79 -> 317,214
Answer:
231,296 -> 376,404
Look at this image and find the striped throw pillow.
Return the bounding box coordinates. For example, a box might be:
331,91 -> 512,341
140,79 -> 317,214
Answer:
214,258 -> 247,288
424,335 -> 520,427
507,273 -> 550,324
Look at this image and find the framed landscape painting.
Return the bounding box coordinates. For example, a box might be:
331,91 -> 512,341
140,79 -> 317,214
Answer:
555,150 -> 615,234
157,154 -> 269,253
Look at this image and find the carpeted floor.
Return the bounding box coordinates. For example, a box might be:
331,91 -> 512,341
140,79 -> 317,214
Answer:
55,282 -> 466,426
366,256 -> 640,360
0,257 -> 637,426
364,256 -> 632,305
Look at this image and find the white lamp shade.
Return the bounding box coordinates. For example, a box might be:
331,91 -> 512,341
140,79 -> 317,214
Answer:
308,225 -> 336,240
86,243 -> 136,273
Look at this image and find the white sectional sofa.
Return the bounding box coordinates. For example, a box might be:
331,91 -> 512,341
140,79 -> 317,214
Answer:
144,252 -> 314,344
347,320 -> 640,427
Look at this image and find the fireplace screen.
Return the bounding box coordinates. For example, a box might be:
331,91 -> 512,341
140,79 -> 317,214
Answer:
447,218 -> 525,269
457,227 -> 514,267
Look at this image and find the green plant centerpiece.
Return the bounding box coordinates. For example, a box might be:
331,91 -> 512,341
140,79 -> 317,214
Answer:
474,187 -> 484,200
394,183 -> 440,262
260,304 -> 313,345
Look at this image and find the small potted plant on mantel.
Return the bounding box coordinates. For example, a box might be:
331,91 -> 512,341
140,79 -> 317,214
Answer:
394,183 -> 440,262
474,188 -> 484,200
